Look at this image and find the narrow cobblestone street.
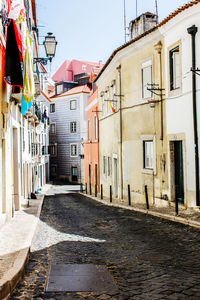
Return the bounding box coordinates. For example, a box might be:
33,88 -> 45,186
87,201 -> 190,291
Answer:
11,188 -> 200,299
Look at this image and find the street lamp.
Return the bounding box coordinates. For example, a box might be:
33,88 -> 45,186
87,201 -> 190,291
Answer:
43,32 -> 57,63
34,32 -> 57,65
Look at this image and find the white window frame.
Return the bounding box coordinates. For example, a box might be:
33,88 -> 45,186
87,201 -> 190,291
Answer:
112,84 -> 117,111
170,46 -> 180,90
70,99 -> 77,110
94,115 -> 97,141
50,144 -> 57,157
141,60 -> 152,99
50,123 -> 56,135
50,103 -> 55,113
108,156 -> 111,176
88,119 -> 90,141
103,155 -> 106,175
70,143 -> 78,157
70,121 -> 77,133
141,135 -> 156,174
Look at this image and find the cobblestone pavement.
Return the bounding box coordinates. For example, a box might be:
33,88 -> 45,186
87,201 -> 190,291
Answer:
11,192 -> 200,299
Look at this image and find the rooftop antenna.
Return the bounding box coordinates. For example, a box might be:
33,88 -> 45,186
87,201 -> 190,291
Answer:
124,0 -> 129,43
155,0 -> 158,24
136,0 -> 138,18
124,0 -> 127,43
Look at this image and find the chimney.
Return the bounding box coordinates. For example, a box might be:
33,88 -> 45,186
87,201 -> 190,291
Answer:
129,12 -> 157,41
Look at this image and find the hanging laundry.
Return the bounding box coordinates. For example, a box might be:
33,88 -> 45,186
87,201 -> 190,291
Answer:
8,0 -> 25,22
2,0 -> 10,26
22,31 -> 35,103
4,19 -> 23,87
8,0 -> 27,55
21,94 -> 32,115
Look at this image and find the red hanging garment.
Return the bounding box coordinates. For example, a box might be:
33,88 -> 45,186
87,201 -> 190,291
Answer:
4,19 -> 23,87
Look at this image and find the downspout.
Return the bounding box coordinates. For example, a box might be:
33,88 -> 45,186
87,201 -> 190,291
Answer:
117,65 -> 123,200
187,25 -> 200,206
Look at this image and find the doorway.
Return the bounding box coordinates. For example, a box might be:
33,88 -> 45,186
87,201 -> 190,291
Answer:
13,128 -> 19,210
174,141 -> 184,204
113,158 -> 118,198
95,164 -> 98,188
72,167 -> 78,182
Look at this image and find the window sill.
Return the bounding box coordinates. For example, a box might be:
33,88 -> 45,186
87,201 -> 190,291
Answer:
142,168 -> 154,175
168,87 -> 181,98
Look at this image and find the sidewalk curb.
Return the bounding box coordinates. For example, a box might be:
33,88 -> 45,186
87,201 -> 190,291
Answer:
79,192 -> 200,229
0,195 -> 44,300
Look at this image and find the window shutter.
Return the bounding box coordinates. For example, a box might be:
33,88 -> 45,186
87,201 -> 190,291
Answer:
142,66 -> 152,98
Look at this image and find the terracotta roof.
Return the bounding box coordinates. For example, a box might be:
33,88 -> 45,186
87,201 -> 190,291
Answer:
51,84 -> 91,99
95,0 -> 200,83
158,0 -> 200,27
94,26 -> 157,83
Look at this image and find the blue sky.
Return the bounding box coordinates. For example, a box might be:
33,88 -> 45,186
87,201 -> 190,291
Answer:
36,0 -> 188,75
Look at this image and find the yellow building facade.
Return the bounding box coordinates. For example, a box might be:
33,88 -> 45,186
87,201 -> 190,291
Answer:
96,26 -> 169,207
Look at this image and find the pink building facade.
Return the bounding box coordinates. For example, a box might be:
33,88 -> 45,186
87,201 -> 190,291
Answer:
52,59 -> 103,83
84,87 -> 100,194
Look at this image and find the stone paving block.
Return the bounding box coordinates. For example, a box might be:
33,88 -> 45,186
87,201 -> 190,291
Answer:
10,192 -> 200,299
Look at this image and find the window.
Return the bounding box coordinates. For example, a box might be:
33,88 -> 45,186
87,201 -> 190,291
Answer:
51,165 -> 57,174
94,116 -> 97,141
112,84 -> 117,111
143,141 -> 154,169
50,103 -> 55,113
50,123 -> 56,135
70,144 -> 78,157
105,87 -> 109,114
142,61 -> 152,99
56,84 -> 63,95
170,46 -> 180,90
108,157 -> 111,176
70,121 -> 77,133
50,144 -> 57,157
103,156 -> 106,174
70,100 -> 77,110
88,119 -> 90,141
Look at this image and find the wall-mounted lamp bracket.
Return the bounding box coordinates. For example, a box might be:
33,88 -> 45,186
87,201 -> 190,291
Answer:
114,94 -> 124,97
191,67 -> 200,76
147,83 -> 165,97
33,57 -> 51,65
104,99 -> 118,102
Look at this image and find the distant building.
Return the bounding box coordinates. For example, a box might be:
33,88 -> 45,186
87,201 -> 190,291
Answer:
84,68 -> 102,194
49,59 -> 103,183
52,59 -> 103,97
49,85 -> 91,183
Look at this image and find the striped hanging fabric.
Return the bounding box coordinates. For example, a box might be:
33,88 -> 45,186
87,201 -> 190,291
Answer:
22,31 -> 35,103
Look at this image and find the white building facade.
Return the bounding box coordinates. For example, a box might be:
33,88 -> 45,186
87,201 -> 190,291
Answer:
159,1 -> 200,207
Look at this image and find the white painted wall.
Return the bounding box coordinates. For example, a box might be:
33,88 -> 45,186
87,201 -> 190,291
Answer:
159,3 -> 200,206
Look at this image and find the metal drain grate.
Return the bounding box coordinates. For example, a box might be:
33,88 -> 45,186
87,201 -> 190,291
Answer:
46,264 -> 118,292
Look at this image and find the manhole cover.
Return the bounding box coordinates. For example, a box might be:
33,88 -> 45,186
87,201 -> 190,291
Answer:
46,264 -> 118,292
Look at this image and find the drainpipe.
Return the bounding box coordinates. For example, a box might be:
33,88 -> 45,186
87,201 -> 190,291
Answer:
187,25 -> 200,206
117,65 -> 123,200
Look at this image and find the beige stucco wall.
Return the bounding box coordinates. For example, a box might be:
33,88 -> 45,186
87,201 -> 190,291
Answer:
97,30 -> 169,207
